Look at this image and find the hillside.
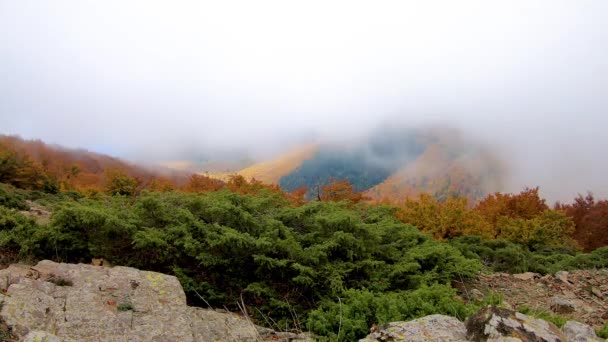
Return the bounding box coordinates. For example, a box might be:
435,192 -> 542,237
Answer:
206,144 -> 319,183
1,183 -> 607,340
220,127 -> 503,202
366,142 -> 503,203
0,135 -> 190,192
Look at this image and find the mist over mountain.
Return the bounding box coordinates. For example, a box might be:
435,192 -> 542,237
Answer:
1,1 -> 608,201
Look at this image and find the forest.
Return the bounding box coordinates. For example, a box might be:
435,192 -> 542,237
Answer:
1,136 -> 608,340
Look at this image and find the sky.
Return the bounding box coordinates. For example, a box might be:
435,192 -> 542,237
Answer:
1,1 -> 607,201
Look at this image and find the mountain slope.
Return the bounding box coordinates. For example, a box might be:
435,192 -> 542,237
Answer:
366,143 -> 503,203
208,144 -> 319,183
0,135 -> 189,191
224,127 -> 504,201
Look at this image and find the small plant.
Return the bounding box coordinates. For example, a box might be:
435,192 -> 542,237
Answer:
117,302 -> 134,311
0,314 -> 14,342
517,305 -> 567,328
597,323 -> 608,339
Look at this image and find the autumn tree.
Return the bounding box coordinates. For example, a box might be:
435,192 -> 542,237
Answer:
147,177 -> 177,192
183,174 -> 224,193
287,186 -> 308,206
475,187 -> 548,225
0,144 -> 47,190
556,193 -> 608,251
226,174 -> 282,195
319,178 -> 367,203
496,210 -> 576,250
104,168 -> 139,196
395,194 -> 493,240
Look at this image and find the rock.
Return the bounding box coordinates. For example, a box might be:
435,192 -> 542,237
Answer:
513,272 -> 539,281
550,296 -> 576,314
555,271 -> 570,284
0,260 -> 310,342
465,306 -> 566,342
24,331 -> 61,342
470,289 -> 485,301
562,320 -> 604,342
359,314 -> 467,342
591,287 -> 604,299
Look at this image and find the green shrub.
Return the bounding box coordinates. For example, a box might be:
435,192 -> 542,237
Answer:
597,323 -> 608,339
117,302 -> 134,311
307,284 -> 470,340
449,235 -> 584,274
0,207 -> 46,258
0,183 -> 28,210
0,190 -> 489,338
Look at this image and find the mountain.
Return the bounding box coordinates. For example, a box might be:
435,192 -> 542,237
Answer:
0,135 -> 189,192
202,144 -> 319,183
217,127 -> 504,202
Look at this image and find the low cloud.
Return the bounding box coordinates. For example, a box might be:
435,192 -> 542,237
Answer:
1,1 -> 607,201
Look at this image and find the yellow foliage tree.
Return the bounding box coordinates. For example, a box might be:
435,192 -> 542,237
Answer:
396,194 -> 493,240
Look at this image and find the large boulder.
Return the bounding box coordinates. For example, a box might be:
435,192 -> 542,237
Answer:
0,260 -> 310,342
465,306 -> 567,342
359,314 -> 468,342
562,321 -> 604,342
550,296 -> 577,314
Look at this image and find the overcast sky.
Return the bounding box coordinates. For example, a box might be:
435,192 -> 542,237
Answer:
1,1 -> 607,200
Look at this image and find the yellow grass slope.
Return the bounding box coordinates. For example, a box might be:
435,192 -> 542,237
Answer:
209,144 -> 319,184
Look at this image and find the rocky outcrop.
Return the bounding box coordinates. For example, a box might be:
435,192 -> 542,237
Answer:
1,261 -> 604,342
360,307 -> 606,342
465,306 -> 566,341
457,269 -> 608,329
359,315 -> 467,342
562,321 -> 604,342
0,260 -> 311,342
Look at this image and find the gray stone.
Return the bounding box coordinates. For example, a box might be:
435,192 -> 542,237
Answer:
23,331 -> 61,342
591,287 -> 603,299
0,260 -> 309,342
555,271 -> 570,284
512,272 -> 539,281
562,320 -> 604,342
359,314 -> 467,342
465,306 -> 566,342
550,296 -> 576,314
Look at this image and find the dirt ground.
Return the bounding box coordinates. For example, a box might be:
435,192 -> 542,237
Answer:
457,269 -> 608,329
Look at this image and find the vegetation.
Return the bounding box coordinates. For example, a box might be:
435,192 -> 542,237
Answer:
279,148 -> 394,196
1,137 -> 608,339
0,183 -> 480,338
597,323 -> 608,339
517,305 -> 568,328
279,130 -> 425,196
117,302 -> 134,312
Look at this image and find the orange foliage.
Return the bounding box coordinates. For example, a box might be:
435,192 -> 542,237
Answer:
104,168 -> 140,196
226,174 -> 282,196
475,187 -> 548,225
147,177 -> 177,192
287,186 -> 308,206
183,174 -> 224,193
0,135 -> 189,194
319,178 -> 368,203
395,194 -> 493,240
0,143 -> 48,190
556,193 -> 608,251
366,142 -> 503,204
